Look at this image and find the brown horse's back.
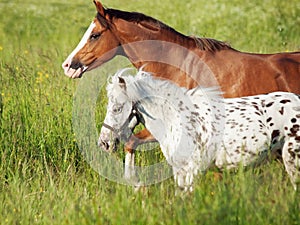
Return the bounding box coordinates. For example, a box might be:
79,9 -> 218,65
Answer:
268,52 -> 300,92
202,50 -> 300,97
140,46 -> 300,98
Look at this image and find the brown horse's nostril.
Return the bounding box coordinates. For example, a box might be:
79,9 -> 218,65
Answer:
70,59 -> 84,70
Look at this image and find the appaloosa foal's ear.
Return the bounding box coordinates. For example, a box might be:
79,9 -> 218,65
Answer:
118,77 -> 126,89
93,1 -> 106,16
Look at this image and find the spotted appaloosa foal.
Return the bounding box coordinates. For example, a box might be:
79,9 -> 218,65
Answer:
214,92 -> 300,190
99,69 -> 300,191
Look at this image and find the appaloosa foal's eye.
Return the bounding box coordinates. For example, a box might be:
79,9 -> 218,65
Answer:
112,105 -> 123,114
90,33 -> 101,41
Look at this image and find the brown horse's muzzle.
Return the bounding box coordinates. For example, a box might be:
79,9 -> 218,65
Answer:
62,57 -> 88,78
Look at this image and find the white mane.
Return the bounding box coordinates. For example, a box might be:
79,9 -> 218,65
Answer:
107,68 -> 222,103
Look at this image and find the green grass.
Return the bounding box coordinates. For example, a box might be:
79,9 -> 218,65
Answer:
0,0 -> 300,224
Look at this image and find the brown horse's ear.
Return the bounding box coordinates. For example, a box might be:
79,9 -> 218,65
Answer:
93,1 -> 106,16
118,77 -> 126,89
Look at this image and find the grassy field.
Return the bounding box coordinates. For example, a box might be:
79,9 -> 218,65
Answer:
0,0 -> 300,224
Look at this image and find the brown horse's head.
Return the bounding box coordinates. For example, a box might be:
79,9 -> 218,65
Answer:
62,1 -> 121,78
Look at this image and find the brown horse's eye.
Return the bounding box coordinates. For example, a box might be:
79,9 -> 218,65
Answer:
90,33 -> 101,41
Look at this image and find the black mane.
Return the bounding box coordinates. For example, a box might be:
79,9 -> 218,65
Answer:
100,8 -> 232,52
104,8 -> 179,32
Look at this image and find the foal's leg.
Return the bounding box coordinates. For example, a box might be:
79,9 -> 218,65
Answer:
124,151 -> 137,183
173,167 -> 194,194
282,138 -> 300,190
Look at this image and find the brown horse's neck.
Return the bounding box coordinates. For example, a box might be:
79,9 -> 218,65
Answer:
109,11 -> 232,50
107,11 -> 234,89
110,14 -> 233,64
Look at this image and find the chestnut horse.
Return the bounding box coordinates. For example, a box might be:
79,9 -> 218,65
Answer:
62,1 -> 300,155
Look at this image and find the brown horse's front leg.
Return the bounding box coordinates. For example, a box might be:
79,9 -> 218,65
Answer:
124,129 -> 157,184
124,128 -> 157,153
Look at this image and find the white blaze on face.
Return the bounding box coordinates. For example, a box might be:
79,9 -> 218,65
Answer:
62,22 -> 96,78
